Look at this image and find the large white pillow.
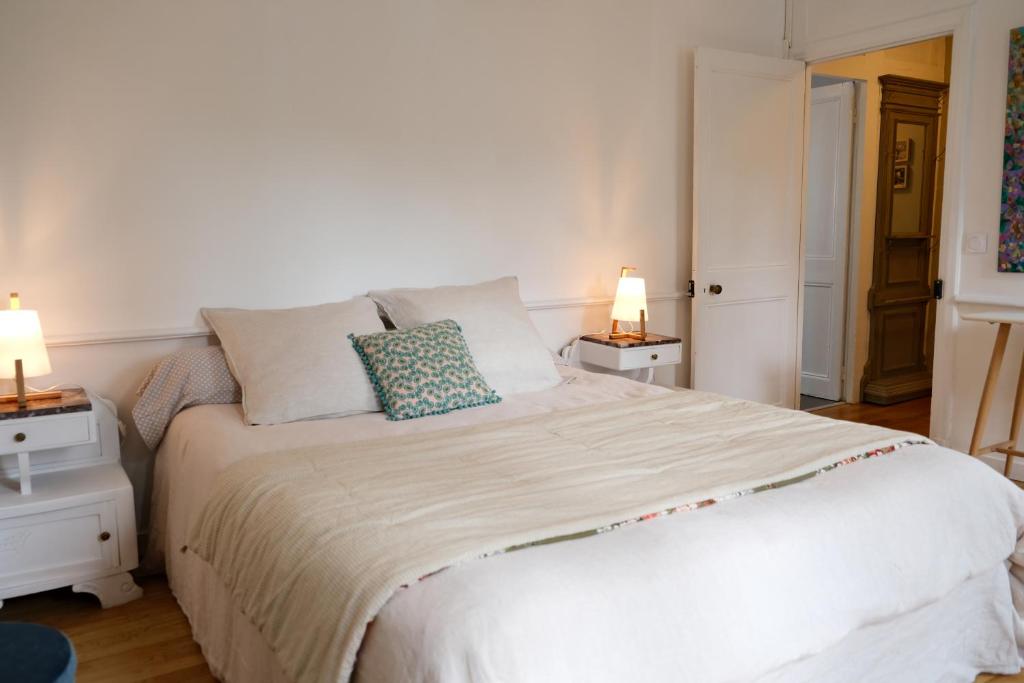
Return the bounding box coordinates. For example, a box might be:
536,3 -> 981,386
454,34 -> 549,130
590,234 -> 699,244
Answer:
202,298 -> 385,425
369,277 -> 561,396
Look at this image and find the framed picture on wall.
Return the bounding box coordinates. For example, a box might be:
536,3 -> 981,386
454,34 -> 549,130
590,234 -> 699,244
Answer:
894,139 -> 911,163
893,164 -> 908,189
999,26 -> 1024,272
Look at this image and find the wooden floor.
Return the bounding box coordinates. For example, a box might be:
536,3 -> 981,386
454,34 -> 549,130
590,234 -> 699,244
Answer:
1,575 -> 216,682
1,396 -> 1021,682
812,395 -> 932,437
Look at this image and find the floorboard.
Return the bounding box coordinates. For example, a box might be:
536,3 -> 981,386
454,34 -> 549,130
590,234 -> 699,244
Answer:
1,395 -> 1020,682
812,396 -> 932,437
1,575 -> 216,682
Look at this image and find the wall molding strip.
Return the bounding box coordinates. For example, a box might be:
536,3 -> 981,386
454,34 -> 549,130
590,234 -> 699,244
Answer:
525,291 -> 686,311
794,6 -> 970,63
45,328 -> 213,349
953,294 -> 1024,310
43,292 -> 688,349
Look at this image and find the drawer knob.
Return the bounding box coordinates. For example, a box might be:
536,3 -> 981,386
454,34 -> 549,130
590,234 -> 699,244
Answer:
99,531 -> 111,542
13,432 -> 26,443
651,353 -> 659,360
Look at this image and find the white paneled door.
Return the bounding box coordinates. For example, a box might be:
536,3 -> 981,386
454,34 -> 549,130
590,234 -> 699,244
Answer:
801,82 -> 854,401
691,47 -> 806,407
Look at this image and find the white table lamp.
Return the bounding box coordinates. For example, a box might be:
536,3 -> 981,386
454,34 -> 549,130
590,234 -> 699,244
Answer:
610,267 -> 648,340
0,293 -> 54,409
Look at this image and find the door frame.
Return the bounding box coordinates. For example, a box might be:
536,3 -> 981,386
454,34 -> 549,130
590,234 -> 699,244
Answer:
843,80 -> 867,403
791,6 -> 973,446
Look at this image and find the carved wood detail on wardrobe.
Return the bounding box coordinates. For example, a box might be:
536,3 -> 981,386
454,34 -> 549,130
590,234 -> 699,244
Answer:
862,75 -> 948,406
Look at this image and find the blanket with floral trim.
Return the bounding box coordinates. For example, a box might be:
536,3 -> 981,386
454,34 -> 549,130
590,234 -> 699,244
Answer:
188,390 -> 927,683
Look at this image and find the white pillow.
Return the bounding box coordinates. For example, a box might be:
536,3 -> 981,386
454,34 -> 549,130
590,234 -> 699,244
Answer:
202,298 -> 385,425
369,277 -> 561,396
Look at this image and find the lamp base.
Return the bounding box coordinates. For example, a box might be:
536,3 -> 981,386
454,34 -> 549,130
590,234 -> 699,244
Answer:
609,310 -> 647,341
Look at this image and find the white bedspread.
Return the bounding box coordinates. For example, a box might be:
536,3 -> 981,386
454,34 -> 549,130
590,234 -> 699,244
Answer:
359,443 -> 1024,683
148,368 -> 1024,683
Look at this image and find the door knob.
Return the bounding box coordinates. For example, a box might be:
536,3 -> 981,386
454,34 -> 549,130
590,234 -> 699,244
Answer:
708,284 -> 723,295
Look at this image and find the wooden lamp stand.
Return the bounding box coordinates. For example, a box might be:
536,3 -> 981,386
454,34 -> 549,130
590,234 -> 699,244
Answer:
0,359 -> 61,409
608,266 -> 648,341
0,293 -> 60,409
609,310 -> 647,341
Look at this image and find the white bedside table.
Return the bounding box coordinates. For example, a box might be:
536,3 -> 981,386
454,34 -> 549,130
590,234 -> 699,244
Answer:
578,333 -> 683,383
0,389 -> 142,610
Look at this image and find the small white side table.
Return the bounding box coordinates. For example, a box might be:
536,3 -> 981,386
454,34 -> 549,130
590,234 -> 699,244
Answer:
961,310 -> 1024,476
0,389 -> 142,610
578,333 -> 683,384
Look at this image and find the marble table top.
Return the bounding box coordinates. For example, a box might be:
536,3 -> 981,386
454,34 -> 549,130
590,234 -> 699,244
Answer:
581,332 -> 683,349
0,388 -> 91,421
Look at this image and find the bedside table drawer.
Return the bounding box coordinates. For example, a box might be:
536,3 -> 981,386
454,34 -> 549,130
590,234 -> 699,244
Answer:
581,341 -> 682,371
0,413 -> 95,456
0,500 -> 119,589
616,343 -> 682,370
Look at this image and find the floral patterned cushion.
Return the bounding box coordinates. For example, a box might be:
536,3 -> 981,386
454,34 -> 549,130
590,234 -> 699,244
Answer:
349,319 -> 501,421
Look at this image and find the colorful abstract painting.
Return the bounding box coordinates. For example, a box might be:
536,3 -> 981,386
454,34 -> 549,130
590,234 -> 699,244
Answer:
1000,27 -> 1024,272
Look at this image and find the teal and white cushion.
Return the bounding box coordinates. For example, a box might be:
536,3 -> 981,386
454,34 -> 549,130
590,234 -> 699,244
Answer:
349,319 -> 501,421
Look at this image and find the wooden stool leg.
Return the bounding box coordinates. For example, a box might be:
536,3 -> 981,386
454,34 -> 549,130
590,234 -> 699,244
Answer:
970,323 -> 1011,456
1009,343 -> 1024,445
1005,342 -> 1024,476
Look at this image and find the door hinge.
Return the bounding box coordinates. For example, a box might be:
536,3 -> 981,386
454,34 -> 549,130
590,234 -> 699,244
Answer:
933,279 -> 944,300
687,280 -> 695,298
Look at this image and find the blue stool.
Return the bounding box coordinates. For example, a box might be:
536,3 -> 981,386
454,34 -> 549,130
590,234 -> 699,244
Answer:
0,622 -> 76,682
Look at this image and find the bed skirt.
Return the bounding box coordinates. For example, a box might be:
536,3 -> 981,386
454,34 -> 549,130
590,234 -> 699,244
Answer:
169,547 -> 1024,683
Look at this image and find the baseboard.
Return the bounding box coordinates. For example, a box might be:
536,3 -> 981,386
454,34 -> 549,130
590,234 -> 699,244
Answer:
979,452 -> 1024,483
861,374 -> 931,405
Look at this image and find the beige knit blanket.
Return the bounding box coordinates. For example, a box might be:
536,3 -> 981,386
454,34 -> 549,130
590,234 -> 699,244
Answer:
187,390 -> 927,683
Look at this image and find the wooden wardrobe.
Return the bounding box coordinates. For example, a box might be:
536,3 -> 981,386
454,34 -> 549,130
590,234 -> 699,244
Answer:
861,75 -> 948,405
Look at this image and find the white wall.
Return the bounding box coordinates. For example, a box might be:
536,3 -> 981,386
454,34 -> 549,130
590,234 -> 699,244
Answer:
1,0 -> 783,341
948,1 -> 1024,465
0,0 -> 785,525
793,0 -> 1024,460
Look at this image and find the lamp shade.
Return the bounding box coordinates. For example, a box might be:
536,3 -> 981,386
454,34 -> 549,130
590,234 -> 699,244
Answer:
610,276 -> 648,323
0,309 -> 52,379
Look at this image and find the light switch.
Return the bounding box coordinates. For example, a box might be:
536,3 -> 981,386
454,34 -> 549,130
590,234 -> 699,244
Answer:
966,233 -> 988,254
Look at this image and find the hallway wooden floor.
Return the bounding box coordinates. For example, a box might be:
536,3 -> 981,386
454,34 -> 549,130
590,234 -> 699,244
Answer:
812,395 -> 932,437
2,395 -> 1021,682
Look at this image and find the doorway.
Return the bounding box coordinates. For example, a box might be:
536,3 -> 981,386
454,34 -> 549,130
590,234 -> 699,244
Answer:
799,36 -> 952,422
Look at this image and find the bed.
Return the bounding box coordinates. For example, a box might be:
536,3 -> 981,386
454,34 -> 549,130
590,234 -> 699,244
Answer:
146,364 -> 1024,683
